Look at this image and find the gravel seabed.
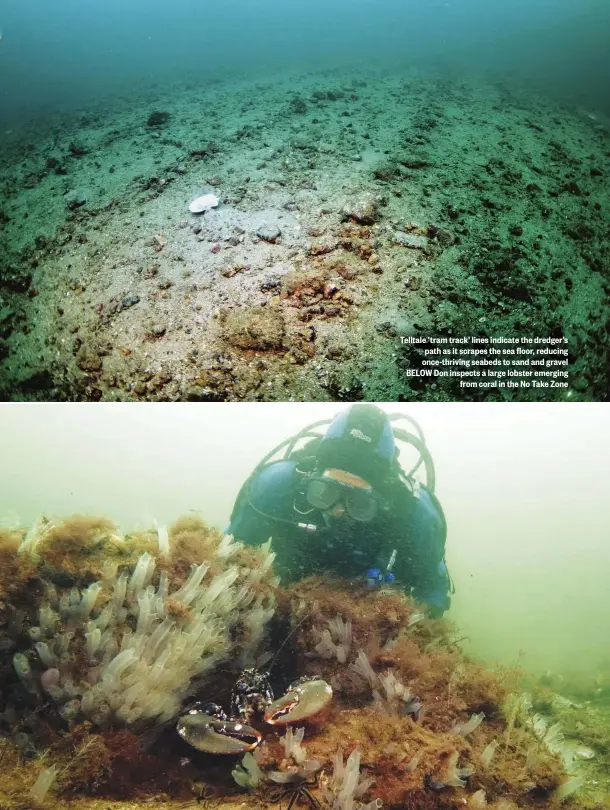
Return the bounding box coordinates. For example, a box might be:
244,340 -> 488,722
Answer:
0,64 -> 608,402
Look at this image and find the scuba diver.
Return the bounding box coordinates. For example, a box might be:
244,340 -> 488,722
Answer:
227,404 -> 453,617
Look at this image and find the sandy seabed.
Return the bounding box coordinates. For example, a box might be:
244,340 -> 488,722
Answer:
0,64 -> 608,402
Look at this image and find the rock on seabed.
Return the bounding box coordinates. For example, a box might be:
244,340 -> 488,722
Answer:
189,193 -> 219,214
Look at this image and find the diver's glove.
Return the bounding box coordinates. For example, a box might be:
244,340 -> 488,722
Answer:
365,568 -> 396,588
426,596 -> 451,618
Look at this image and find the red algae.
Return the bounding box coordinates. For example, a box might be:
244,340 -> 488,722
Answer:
0,528 -> 605,810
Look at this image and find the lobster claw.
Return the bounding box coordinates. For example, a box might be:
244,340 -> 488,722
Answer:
177,709 -> 262,754
264,678 -> 333,726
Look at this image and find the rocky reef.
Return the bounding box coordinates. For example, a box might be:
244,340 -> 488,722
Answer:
0,515 -> 606,810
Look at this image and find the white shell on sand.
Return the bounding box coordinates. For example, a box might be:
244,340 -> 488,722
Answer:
188,193 -> 219,214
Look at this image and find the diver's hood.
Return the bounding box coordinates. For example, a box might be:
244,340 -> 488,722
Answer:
315,404 -> 396,489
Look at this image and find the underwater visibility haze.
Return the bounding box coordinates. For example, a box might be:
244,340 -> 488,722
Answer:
1,0 -> 610,806
0,1 -> 609,400
0,402 -> 609,809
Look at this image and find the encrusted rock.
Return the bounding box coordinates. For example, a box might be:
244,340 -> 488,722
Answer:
256,223 -> 282,243
342,194 -> 379,225
222,306 -> 285,351
309,236 -> 338,256
286,324 -> 316,364
281,267 -> 329,299
76,346 -> 103,372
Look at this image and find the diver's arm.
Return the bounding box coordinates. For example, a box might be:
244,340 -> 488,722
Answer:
411,559 -> 451,617
408,486 -> 451,617
226,460 -> 300,546
226,477 -> 273,546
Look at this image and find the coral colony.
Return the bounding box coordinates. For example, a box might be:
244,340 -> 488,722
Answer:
0,515 -> 597,809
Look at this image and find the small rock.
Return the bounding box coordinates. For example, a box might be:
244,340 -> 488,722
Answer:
375,321 -> 398,337
222,306 -> 285,350
68,141 -> 88,157
1,268 -> 31,293
147,111 -> 171,127
394,231 -> 428,249
121,295 -> 140,309
310,236 -> 338,256
76,346 -> 102,372
256,223 -> 281,243
66,190 -> 87,209
221,264 -> 251,278
290,97 -> 307,114
563,181 -> 582,196
189,193 -> 219,214
149,324 -> 166,338
427,226 -> 455,247
399,157 -> 430,169
342,194 -> 379,225
261,278 -> 281,292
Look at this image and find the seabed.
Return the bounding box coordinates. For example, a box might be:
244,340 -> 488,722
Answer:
0,64 -> 608,401
0,515 -> 608,810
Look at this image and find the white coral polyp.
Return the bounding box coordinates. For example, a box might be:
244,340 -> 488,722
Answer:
323,750 -> 378,810
28,534 -> 276,728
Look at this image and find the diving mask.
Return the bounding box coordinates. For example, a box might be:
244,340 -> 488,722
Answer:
306,468 -> 379,523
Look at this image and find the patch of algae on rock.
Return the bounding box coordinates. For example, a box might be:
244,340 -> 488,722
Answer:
0,514 -> 278,807
0,518 -> 604,810
221,306 -> 286,351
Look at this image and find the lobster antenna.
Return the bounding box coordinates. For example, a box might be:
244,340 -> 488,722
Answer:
265,609 -> 314,675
